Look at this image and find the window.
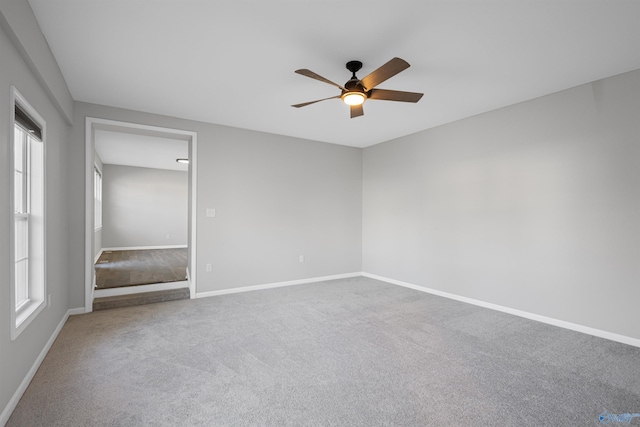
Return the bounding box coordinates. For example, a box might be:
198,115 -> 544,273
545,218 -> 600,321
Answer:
94,166 -> 102,230
11,88 -> 46,340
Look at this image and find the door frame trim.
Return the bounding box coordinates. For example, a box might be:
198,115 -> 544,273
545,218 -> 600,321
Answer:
84,117 -> 198,312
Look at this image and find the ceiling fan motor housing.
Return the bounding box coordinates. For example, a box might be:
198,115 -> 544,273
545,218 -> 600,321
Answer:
344,78 -> 366,93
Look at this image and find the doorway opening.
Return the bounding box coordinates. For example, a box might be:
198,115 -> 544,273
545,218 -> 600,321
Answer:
84,118 -> 197,312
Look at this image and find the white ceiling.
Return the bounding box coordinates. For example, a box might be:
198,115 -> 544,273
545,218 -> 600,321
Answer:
95,130 -> 188,172
29,0 -> 640,148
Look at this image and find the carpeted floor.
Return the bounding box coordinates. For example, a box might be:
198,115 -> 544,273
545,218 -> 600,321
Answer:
95,248 -> 187,289
8,277 -> 640,426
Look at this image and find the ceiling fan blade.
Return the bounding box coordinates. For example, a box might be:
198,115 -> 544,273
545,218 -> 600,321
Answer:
350,104 -> 364,118
368,89 -> 423,103
361,57 -> 410,91
292,95 -> 340,108
295,69 -> 346,90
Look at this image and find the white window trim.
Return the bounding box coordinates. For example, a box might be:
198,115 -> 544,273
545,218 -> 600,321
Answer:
94,165 -> 102,231
10,87 -> 47,341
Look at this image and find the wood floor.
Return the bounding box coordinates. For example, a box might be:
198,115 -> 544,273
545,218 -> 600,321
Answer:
95,248 -> 187,289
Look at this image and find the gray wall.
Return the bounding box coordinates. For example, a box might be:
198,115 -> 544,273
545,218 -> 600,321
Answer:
363,69 -> 640,340
0,0 -> 73,419
198,125 -> 363,291
102,164 -> 188,248
68,101 -> 363,307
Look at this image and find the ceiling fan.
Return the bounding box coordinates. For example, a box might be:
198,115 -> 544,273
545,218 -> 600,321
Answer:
292,57 -> 423,118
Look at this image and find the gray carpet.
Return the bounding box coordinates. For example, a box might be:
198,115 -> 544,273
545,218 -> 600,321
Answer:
8,277 -> 640,426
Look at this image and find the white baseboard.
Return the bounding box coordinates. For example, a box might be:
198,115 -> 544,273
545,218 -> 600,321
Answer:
101,245 -> 187,252
0,307 -> 82,425
196,272 -> 361,299
363,272 -> 640,348
94,281 -> 188,298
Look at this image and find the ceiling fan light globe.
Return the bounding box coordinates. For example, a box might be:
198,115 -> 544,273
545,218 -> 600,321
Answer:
342,92 -> 366,106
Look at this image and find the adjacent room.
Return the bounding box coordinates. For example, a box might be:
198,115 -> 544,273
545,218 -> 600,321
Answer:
1,1 -> 639,425
92,129 -> 191,310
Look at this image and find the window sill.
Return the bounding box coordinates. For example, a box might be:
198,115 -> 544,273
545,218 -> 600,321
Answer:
12,298 -> 46,340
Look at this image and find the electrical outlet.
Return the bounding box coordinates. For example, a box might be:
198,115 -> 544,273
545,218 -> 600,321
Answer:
299,255 -> 304,263
206,263 -> 212,272
166,234 -> 170,239
206,208 -> 216,218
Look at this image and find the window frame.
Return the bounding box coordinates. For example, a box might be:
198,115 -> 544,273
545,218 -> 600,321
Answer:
14,126 -> 31,311
10,87 -> 47,340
